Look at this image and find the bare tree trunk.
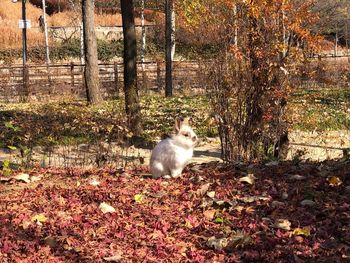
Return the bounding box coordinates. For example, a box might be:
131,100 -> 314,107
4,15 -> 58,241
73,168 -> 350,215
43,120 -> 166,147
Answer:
82,0 -> 102,104
233,4 -> 238,46
42,0 -> 50,65
140,0 -> 147,91
80,23 -> 85,64
165,0 -> 175,97
140,0 -> 146,64
171,6 -> 176,60
121,0 -> 142,136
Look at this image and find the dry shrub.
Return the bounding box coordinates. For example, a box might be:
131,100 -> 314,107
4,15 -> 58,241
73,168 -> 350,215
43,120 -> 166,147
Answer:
197,1 -> 317,162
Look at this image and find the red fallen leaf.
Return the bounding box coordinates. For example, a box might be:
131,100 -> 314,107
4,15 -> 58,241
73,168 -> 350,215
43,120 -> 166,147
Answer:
72,214 -> 82,222
185,215 -> 200,229
115,232 -> 125,239
151,209 -> 162,216
189,250 -> 205,263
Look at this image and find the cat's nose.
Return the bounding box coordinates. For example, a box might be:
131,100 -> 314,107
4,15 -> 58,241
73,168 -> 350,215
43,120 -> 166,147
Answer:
192,135 -> 197,142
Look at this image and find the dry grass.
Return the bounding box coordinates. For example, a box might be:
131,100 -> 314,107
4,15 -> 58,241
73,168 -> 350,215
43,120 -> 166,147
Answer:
0,2 -> 154,49
0,2 -> 44,49
49,11 -> 150,27
0,2 -> 42,23
48,11 -> 81,27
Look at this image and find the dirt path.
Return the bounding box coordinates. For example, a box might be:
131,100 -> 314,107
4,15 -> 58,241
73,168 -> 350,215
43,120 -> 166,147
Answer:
0,130 -> 349,169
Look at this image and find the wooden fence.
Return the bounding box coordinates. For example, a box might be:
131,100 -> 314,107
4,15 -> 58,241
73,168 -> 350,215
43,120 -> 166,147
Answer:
0,61 -> 204,103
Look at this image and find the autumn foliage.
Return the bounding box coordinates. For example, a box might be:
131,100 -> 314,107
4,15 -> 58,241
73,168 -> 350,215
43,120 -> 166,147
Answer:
180,0 -> 320,161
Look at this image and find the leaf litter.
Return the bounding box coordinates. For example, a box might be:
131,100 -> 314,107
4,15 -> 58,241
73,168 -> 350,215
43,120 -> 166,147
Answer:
0,159 -> 349,262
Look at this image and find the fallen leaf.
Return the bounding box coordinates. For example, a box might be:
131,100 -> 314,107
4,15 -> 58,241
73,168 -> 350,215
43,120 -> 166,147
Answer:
274,219 -> 291,230
203,209 -> 216,220
327,176 -> 342,187
196,183 -> 211,196
207,236 -> 228,251
271,200 -> 285,208
89,178 -> 100,186
288,174 -> 306,181
99,202 -> 116,213
292,227 -> 311,237
207,191 -> 216,198
214,217 -> 224,223
31,214 -> 48,223
134,194 -> 144,204
229,231 -> 252,248
239,174 -> 256,185
104,252 -> 123,262
300,199 -> 316,207
21,220 -> 31,229
30,175 -> 41,182
14,173 -> 30,183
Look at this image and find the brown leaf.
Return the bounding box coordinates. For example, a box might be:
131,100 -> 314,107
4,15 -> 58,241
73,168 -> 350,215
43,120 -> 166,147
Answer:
203,209 -> 216,220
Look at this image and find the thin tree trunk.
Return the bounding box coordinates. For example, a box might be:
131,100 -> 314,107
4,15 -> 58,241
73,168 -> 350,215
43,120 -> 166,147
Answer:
140,0 -> 146,91
233,4 -> 238,46
82,0 -> 102,104
42,0 -> 50,65
80,23 -> 84,64
140,0 -> 146,64
121,0 -> 142,136
165,0 -> 174,97
171,6 -> 176,60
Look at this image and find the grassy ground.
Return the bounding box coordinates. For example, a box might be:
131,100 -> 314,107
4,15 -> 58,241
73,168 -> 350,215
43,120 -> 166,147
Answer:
288,85 -> 350,131
0,86 -> 349,151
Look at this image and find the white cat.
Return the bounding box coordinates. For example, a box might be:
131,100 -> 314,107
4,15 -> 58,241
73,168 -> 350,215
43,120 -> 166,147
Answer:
150,117 -> 197,178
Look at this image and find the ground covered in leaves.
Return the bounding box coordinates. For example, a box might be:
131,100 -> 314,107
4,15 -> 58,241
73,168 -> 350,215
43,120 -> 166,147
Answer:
1,159 -> 349,262
1,86 -> 349,151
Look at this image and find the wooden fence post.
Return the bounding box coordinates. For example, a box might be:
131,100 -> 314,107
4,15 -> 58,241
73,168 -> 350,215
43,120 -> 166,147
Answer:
141,62 -> 148,93
114,62 -> 119,97
156,61 -> 161,92
82,64 -> 87,101
70,62 -> 75,88
197,60 -> 202,89
23,65 -> 30,102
